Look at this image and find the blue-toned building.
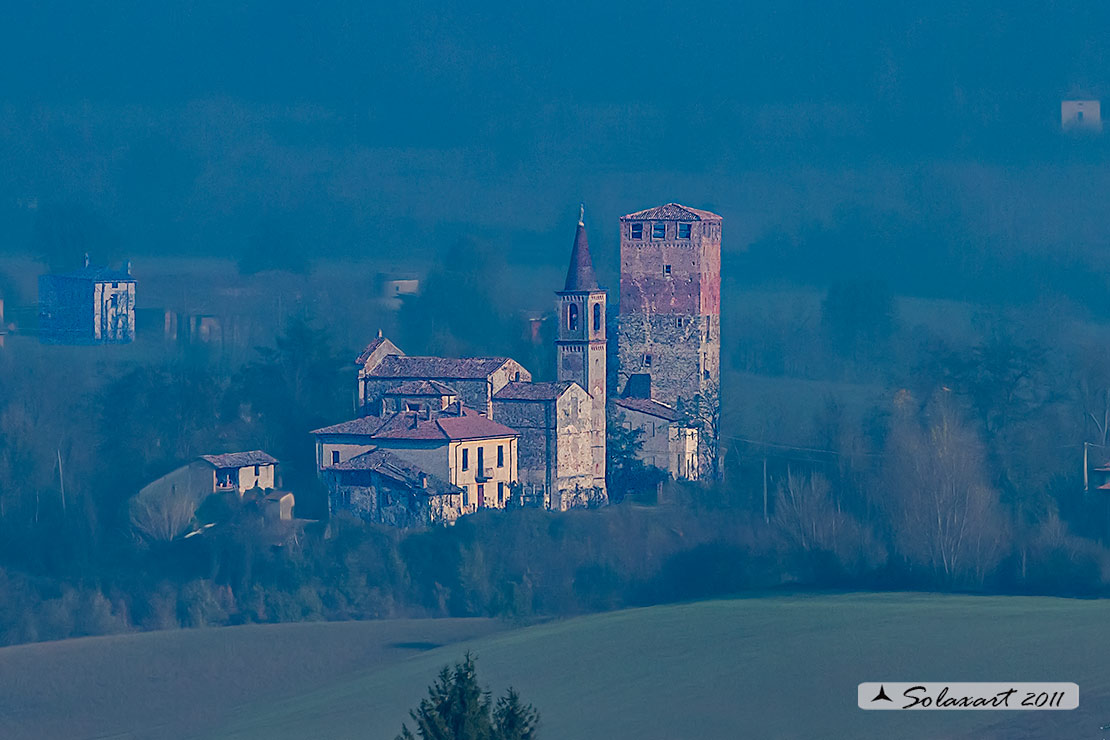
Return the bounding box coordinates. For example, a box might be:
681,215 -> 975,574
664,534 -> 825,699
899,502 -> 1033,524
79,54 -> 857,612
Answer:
39,255 -> 136,344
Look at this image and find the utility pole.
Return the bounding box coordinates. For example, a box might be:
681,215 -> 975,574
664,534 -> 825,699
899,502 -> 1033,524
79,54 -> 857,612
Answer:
762,455 -> 769,523
57,448 -> 66,517
1084,442 -> 1089,493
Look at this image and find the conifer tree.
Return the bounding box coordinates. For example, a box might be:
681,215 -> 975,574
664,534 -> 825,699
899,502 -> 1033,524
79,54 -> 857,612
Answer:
396,654 -> 539,740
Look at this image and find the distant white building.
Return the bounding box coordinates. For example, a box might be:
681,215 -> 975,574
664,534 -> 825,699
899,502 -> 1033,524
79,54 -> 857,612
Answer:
1062,100 -> 1102,132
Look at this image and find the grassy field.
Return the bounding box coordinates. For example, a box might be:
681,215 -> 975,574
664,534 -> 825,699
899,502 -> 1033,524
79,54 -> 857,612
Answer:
0,617 -> 505,740
4,593 -> 1109,739
213,593 -> 1110,740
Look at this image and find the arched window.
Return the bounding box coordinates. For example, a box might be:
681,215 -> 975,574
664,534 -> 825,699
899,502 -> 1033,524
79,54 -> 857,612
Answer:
592,303 -> 601,332
567,303 -> 579,331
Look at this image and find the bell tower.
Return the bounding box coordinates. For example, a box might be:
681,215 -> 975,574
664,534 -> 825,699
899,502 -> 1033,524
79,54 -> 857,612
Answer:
556,205 -> 607,495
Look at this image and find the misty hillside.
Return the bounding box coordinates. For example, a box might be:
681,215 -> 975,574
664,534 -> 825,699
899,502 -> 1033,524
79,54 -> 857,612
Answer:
1,3 -> 1110,307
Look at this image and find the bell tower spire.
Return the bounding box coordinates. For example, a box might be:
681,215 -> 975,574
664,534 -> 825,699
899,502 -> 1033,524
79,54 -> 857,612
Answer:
555,206 -> 607,500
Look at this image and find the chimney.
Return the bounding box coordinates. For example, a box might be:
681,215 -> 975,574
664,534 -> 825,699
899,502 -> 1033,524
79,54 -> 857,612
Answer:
419,473 -> 428,489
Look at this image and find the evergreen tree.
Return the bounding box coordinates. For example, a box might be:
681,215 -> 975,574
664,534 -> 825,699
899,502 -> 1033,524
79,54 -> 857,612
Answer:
492,688 -> 540,740
397,654 -> 539,740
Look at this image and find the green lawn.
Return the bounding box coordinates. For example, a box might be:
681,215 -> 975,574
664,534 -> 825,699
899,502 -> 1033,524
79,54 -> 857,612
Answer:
213,594 -> 1110,740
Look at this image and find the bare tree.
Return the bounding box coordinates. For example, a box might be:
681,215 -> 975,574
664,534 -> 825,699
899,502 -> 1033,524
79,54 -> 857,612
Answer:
883,392 -> 1008,586
129,486 -> 202,543
774,470 -> 885,570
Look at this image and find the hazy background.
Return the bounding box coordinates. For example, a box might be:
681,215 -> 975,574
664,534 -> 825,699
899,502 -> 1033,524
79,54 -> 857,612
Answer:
2,2 -> 1110,312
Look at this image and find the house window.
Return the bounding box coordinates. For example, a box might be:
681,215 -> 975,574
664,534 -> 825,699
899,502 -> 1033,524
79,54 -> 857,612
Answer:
331,450 -> 340,465
567,303 -> 579,331
663,265 -> 671,276
254,465 -> 260,475
593,303 -> 601,332
477,446 -> 485,472
678,223 -> 692,239
498,482 -> 505,505
652,222 -> 665,239
462,448 -> 469,470
477,484 -> 485,507
497,445 -> 504,467
643,353 -> 653,367
630,223 -> 643,239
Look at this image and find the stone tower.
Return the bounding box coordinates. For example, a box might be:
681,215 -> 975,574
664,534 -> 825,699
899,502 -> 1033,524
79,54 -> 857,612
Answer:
556,206 -> 607,495
617,201 -> 721,413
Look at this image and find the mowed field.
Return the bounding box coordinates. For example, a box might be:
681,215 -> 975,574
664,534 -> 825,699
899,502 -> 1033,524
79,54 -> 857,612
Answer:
3,594 -> 1110,740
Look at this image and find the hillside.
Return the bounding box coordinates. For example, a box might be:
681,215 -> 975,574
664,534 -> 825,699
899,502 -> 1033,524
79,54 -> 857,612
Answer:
214,594 -> 1110,740
0,617 -> 504,740
4,593 -> 1108,739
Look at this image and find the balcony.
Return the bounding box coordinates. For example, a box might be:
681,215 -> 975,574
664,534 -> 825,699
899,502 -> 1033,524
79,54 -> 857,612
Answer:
475,467 -> 495,482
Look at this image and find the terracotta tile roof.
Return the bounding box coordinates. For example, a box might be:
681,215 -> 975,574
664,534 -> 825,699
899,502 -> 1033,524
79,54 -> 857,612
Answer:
315,405 -> 519,442
620,203 -> 722,221
493,381 -> 576,401
370,355 -> 515,380
312,417 -> 388,436
613,397 -> 686,422
333,447 -> 460,496
198,451 -> 278,469
386,380 -> 459,396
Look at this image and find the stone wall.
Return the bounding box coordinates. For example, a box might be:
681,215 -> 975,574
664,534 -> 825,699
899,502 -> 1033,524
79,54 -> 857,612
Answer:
328,473 -> 464,527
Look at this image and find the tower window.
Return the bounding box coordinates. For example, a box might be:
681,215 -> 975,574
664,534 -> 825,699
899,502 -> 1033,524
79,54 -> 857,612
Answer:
652,223 -> 666,239
678,223 -> 692,239
675,317 -> 683,329
567,303 -> 579,331
663,265 -> 671,276
630,223 -> 643,239
643,353 -> 653,367
593,303 -> 601,331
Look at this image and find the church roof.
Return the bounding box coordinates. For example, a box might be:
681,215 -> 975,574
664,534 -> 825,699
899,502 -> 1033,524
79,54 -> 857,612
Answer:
620,203 -> 722,221
369,355 -> 516,380
562,212 -> 599,292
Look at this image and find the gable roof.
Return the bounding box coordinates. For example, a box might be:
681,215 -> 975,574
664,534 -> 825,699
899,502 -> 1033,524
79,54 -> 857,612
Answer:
493,381 -> 577,401
198,451 -> 278,469
385,380 -> 459,397
315,405 -> 519,442
332,447 -> 461,497
620,203 -> 722,221
563,216 -> 599,292
613,397 -> 687,423
369,355 -> 517,380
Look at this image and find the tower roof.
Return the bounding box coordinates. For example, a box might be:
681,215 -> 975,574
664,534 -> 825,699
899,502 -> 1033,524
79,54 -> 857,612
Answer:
563,206 -> 599,292
620,203 -> 722,221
